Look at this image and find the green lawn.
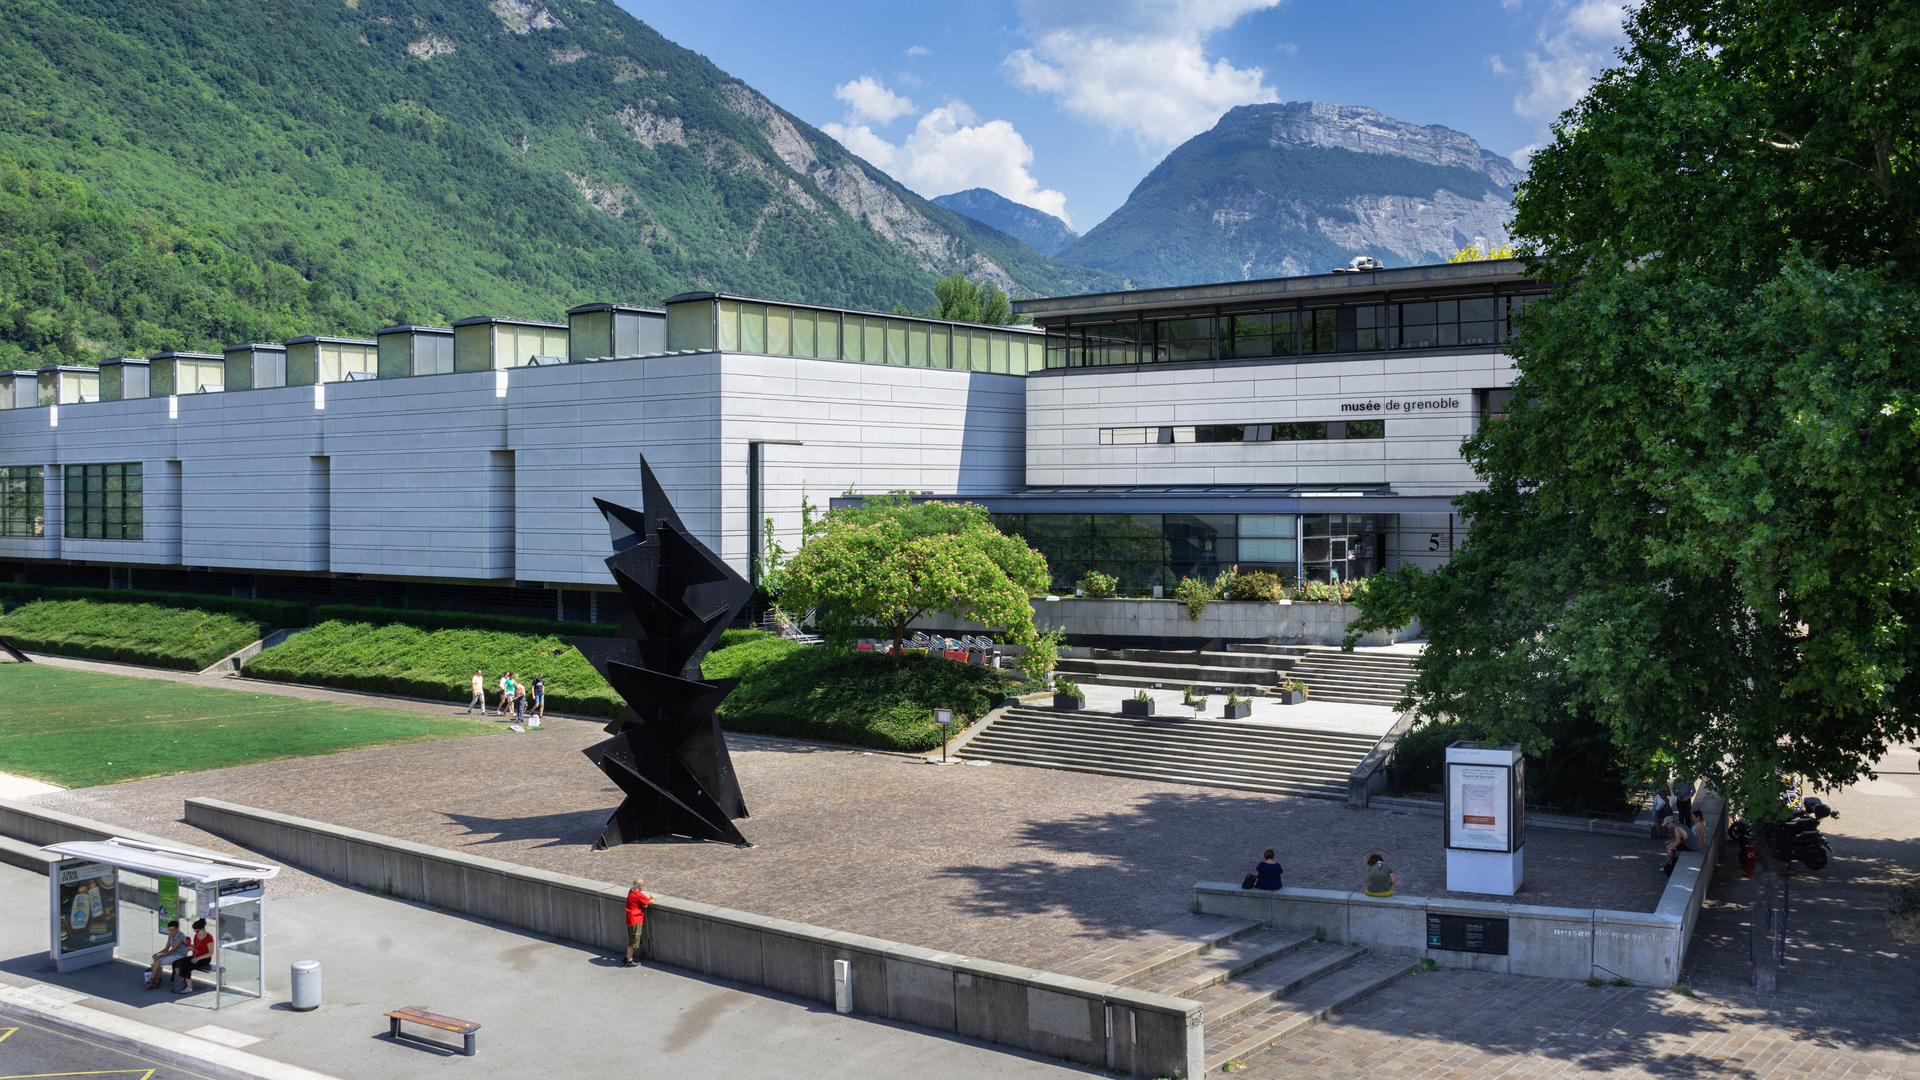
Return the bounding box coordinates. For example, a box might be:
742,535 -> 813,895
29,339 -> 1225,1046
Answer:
0,665 -> 504,788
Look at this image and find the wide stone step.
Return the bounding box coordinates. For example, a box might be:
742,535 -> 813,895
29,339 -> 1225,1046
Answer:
1053,914 -> 1265,986
1201,953 -> 1423,1072
983,718 -> 1374,768
994,708 -> 1381,745
986,713 -> 1380,758
1187,942 -> 1366,1025
951,746 -> 1350,799
1128,927 -> 1318,998
1051,671 -> 1276,694
958,748 -> 1354,792
961,733 -> 1360,780
1111,649 -> 1299,672
1056,658 -> 1286,686
1288,668 -> 1416,688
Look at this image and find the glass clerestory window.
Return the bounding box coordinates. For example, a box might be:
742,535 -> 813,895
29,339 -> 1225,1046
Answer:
64,463 -> 142,540
0,466 -> 44,538
1046,292 -> 1545,369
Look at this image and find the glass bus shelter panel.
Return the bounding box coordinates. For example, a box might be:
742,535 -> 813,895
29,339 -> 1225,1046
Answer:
111,869 -> 204,971
208,888 -> 264,1009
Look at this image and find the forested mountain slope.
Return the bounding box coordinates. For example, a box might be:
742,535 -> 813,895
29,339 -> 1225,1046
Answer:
1057,102 -> 1519,285
0,0 -> 1117,367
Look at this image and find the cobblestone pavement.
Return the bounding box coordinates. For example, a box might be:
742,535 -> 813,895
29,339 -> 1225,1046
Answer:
39,717 -> 1662,971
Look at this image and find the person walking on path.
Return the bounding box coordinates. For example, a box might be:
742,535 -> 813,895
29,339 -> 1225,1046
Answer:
623,877 -> 652,968
497,672 -> 513,717
467,668 -> 486,714
1253,849 -> 1284,891
1364,853 -> 1396,897
531,674 -> 546,727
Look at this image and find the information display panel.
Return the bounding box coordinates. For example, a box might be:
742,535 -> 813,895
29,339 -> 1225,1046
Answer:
1426,913 -> 1510,955
1445,759 -> 1525,853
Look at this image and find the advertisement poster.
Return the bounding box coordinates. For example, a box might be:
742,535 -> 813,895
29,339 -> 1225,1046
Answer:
55,860 -> 118,956
158,875 -> 180,927
1447,763 -> 1512,852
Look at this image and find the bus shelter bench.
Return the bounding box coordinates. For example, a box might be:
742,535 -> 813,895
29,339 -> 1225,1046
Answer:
385,1006 -> 480,1056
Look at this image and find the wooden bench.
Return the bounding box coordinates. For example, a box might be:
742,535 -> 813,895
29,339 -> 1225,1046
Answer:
385,1006 -> 480,1056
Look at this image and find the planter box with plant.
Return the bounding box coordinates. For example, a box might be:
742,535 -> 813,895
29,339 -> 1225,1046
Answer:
1274,679 -> 1307,705
1222,692 -> 1252,719
1052,677 -> 1086,710
1182,686 -> 1208,716
1122,689 -> 1155,716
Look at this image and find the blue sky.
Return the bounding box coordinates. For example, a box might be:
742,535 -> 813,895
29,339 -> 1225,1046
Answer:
618,0 -> 1629,234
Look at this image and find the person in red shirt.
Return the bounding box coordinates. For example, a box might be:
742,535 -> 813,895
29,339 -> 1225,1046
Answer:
623,877 -> 651,968
172,918 -> 214,993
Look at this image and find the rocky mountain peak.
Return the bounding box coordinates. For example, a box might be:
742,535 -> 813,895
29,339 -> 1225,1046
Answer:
1241,101 -> 1524,190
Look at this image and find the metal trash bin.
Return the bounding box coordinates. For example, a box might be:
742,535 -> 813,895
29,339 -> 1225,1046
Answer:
290,959 -> 322,1011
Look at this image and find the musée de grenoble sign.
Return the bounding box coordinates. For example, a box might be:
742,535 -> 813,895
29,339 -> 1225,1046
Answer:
1339,397 -> 1463,414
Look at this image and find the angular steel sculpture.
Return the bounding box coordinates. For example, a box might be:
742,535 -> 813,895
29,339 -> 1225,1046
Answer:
573,460 -> 754,849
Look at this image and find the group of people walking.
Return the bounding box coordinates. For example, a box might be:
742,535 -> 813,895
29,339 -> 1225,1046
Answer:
467,668 -> 545,726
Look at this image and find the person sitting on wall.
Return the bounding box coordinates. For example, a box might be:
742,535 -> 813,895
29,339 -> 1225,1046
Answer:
1364,853 -> 1396,897
1253,850 -> 1284,891
1659,815 -> 1700,875
171,918 -> 214,994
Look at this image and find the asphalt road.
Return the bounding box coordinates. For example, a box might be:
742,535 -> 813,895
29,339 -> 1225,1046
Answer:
0,1016 -> 212,1079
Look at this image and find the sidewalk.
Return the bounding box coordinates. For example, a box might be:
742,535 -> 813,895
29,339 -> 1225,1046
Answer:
0,860 -> 1095,1080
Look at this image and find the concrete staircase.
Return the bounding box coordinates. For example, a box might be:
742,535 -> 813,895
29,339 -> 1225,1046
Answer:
1058,914 -> 1420,1073
1228,644 -> 1416,706
956,708 -> 1379,799
1054,645 -> 1417,707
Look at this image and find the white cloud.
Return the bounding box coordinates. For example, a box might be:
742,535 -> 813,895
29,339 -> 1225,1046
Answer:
1501,0 -> 1630,155
833,76 -> 916,126
906,45 -> 930,56
824,102 -> 1072,225
1003,0 -> 1281,148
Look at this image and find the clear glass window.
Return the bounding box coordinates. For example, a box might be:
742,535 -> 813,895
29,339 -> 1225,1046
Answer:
64,463 -> 142,540
0,466 -> 44,537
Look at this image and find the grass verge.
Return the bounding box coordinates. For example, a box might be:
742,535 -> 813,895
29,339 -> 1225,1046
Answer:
243,620 -> 623,716
705,640 -> 1021,752
0,665 -> 501,787
0,600 -> 264,671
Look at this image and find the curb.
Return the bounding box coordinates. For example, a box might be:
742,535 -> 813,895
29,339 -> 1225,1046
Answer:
0,984 -> 340,1080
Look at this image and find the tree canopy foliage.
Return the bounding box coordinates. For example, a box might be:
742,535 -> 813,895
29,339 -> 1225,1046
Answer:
894,272 -> 1027,326
781,496 -> 1049,660
1350,0 -> 1920,815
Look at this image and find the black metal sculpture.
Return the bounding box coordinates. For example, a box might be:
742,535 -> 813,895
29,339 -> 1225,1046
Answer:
573,460 -> 754,849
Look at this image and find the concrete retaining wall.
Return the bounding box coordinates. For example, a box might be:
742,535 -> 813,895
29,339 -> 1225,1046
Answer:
184,798 -> 1202,1077
915,598 -> 1419,647
1194,791 -> 1725,986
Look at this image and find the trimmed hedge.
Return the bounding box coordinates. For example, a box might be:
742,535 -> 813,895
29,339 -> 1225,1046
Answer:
243,620 -> 623,716
705,642 -> 1020,752
310,605 -> 618,638
0,600 -> 265,671
0,583 -> 305,629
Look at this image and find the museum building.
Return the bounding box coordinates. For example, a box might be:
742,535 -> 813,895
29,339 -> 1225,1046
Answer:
0,259 -> 1538,619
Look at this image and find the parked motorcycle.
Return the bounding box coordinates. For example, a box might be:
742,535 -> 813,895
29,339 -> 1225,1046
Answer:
1760,796 -> 1836,871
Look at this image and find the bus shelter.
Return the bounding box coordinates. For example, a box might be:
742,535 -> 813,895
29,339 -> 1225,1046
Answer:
44,838 -> 280,1009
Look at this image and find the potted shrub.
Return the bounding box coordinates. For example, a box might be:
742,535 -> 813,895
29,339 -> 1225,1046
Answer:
1222,692 -> 1252,719
1052,677 -> 1086,710
1182,686 -> 1208,717
1275,678 -> 1308,705
1076,570 -> 1118,599
1122,689 -> 1155,716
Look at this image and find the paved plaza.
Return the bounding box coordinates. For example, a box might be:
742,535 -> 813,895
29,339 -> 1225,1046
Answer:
9,658 -> 1914,1080
35,711 -> 1665,972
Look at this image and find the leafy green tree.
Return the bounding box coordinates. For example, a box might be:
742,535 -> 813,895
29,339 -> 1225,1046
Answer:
894,272 -> 1028,325
1349,0 -> 1920,815
780,495 -> 1049,663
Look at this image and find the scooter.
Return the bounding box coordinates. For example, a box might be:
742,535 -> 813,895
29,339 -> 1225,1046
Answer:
1759,797 -> 1836,871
